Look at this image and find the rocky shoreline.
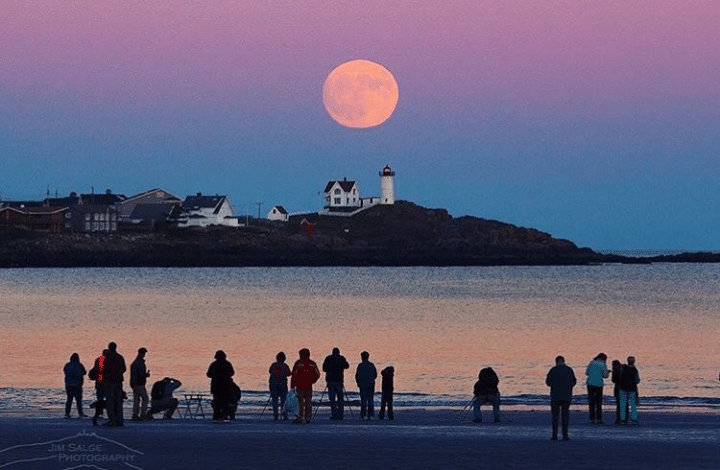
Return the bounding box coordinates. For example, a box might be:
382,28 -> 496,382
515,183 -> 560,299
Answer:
0,201 -> 717,267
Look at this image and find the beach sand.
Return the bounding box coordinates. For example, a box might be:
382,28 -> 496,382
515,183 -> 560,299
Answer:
1,408 -> 718,469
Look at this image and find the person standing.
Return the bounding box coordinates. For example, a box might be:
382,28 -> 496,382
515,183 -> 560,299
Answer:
585,353 -> 609,424
207,350 -> 235,422
268,352 -> 292,420
291,348 -> 321,424
322,347 -> 350,420
379,366 -> 395,420
546,355 -> 577,441
619,356 -> 641,425
63,353 -> 87,418
102,342 -> 127,427
130,347 -> 151,421
473,366 -> 501,423
355,351 -> 378,420
611,359 -> 624,424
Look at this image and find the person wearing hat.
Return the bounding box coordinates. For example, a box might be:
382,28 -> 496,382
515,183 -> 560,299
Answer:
130,347 -> 151,421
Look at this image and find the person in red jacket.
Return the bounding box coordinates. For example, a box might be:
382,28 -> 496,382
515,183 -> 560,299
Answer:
291,348 -> 320,424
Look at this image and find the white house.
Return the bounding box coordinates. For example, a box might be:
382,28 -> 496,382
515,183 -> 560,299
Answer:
267,205 -> 289,222
178,193 -> 239,228
323,178 -> 361,209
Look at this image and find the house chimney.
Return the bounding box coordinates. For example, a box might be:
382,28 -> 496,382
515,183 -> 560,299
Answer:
197,192 -> 202,198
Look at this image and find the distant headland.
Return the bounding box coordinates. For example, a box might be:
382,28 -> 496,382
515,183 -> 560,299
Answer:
1,201 -> 717,268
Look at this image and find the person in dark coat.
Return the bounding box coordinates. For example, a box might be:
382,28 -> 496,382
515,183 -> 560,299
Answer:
473,367 -> 501,423
546,355 -> 577,441
207,350 -> 235,422
102,342 -> 127,427
355,351 -> 378,420
130,347 -> 150,420
611,359 -> 624,424
63,353 -> 87,418
378,366 -> 395,420
618,356 -> 641,425
290,348 -> 321,424
322,347 -> 350,420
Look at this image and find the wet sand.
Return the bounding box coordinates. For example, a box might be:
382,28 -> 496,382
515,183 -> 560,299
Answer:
1,408 -> 718,469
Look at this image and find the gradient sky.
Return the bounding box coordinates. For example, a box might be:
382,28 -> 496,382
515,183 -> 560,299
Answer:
2,1 -> 719,250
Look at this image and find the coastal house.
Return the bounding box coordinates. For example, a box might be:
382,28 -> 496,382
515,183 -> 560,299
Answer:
117,188 -> 181,220
178,193 -> 239,228
0,205 -> 68,233
267,205 -> 289,222
66,205 -> 119,233
320,165 -> 396,216
323,178 -> 361,210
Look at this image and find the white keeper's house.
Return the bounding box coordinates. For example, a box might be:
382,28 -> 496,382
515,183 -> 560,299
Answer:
321,164 -> 396,215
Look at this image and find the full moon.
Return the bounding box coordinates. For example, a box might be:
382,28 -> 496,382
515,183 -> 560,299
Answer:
322,59 -> 399,129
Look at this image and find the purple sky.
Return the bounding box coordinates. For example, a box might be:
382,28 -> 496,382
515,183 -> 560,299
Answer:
2,1 -> 719,250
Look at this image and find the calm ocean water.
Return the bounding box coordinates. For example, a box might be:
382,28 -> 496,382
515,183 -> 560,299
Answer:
1,265 -> 719,413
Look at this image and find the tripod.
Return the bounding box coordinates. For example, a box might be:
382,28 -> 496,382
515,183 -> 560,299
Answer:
314,385 -> 354,420
453,397 -> 476,423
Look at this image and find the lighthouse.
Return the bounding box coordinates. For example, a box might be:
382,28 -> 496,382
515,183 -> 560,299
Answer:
379,164 -> 395,205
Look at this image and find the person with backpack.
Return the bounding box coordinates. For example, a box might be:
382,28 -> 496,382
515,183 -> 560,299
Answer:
619,356 -> 641,425
290,348 -> 320,424
149,377 -> 182,419
473,366 -> 501,423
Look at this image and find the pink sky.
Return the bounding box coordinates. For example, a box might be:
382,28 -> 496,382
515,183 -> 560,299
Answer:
2,1 -> 719,249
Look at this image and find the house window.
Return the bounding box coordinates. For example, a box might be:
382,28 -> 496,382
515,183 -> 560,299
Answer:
353,189 -> 356,194
111,214 -> 116,221
94,213 -> 99,221
85,222 -> 91,231
92,222 -> 98,231
111,222 -> 117,231
85,213 -> 91,221
65,212 -> 71,219
334,197 -> 341,204
334,188 -> 341,195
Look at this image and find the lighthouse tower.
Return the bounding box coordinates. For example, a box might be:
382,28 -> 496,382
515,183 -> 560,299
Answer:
379,164 -> 395,205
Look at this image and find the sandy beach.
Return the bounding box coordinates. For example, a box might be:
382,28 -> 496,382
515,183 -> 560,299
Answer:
1,408 -> 718,469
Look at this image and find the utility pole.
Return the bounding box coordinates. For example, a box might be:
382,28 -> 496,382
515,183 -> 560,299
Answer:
256,202 -> 263,220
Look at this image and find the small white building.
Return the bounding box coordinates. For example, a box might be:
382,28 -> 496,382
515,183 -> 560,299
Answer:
178,193 -> 239,228
267,205 -> 289,222
323,178 -> 361,209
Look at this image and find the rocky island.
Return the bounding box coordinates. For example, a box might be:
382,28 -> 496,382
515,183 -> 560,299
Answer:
0,201 -> 716,267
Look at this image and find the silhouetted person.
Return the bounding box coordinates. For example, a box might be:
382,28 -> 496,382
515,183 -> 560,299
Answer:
323,347 -> 350,420
355,351 -> 378,420
228,379 -> 242,419
585,353 -> 609,424
63,353 -> 87,419
207,350 -> 235,422
130,347 -> 151,421
102,341 -> 127,427
611,359 -> 626,424
88,349 -> 108,425
546,355 -> 577,441
473,367 -> 501,423
291,348 -> 321,424
149,377 -> 182,419
269,352 -> 292,420
379,366 -> 395,420
619,356 -> 641,425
